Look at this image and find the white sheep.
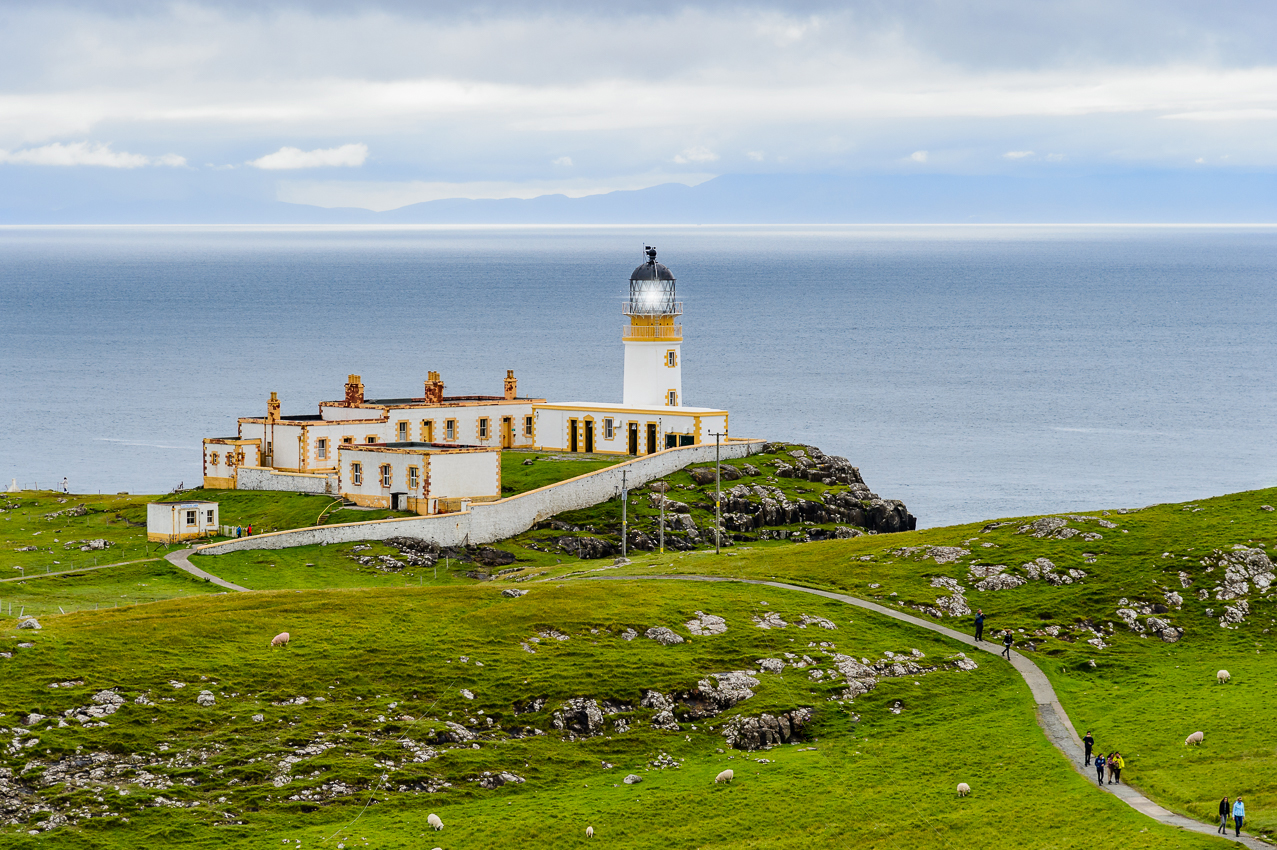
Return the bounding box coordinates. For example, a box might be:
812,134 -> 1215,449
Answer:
1185,731 -> 1204,746
427,813 -> 443,831
1217,669 -> 1230,684
715,768 -> 734,784
586,825 -> 594,838
957,782 -> 971,797
270,632 -> 290,648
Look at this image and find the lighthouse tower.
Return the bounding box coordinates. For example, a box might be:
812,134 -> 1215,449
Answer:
623,247 -> 683,408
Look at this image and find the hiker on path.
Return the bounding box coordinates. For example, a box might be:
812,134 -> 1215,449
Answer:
61,477 -> 68,494
1001,629 -> 1013,659
1112,752 -> 1124,784
1218,797 -> 1230,834
1094,754 -> 1106,786
1083,731 -> 1094,766
1233,797 -> 1245,837
974,609 -> 985,642
1106,752 -> 1117,784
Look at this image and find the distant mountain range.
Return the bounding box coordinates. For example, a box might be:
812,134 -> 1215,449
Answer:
4,171 -> 1277,224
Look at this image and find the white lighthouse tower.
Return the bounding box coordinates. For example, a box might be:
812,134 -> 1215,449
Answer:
623,247 -> 683,408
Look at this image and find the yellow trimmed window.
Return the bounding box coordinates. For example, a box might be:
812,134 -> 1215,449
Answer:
666,350 -> 677,367
408,466 -> 419,489
667,390 -> 678,406
445,419 -> 456,440
315,439 -> 327,460
397,421 -> 409,441
210,451 -> 219,465
380,464 -> 392,487
366,435 -> 377,444
524,415 -> 534,436
478,418 -> 489,439
603,418 -> 614,440
342,436 -> 354,445
351,462 -> 363,485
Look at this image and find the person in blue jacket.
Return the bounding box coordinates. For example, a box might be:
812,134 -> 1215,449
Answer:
1233,797 -> 1245,836
974,609 -> 985,642
1094,753 -> 1105,786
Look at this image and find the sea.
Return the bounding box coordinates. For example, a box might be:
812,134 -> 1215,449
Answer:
2,224 -> 1274,528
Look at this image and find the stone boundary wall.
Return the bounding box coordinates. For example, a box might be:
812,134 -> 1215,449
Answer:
235,467 -> 335,496
199,439 -> 766,554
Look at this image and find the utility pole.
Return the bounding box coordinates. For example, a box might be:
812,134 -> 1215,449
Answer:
620,470 -> 628,561
659,482 -> 665,554
710,431 -> 726,554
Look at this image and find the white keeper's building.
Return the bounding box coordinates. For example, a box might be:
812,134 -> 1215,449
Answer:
202,248 -> 729,511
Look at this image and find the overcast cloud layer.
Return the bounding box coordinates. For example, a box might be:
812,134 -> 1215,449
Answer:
2,0 -> 1276,212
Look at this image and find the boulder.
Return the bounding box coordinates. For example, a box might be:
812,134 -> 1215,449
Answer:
472,547 -> 516,567
196,690 -> 216,707
645,626 -> 685,646
501,588 -> 528,598
640,690 -> 681,730
623,774 -> 643,784
685,611 -> 727,636
17,617 -> 41,630
552,698 -> 606,735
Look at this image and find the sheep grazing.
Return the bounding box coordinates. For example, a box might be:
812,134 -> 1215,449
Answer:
1185,731 -> 1205,746
715,769 -> 734,784
1217,669 -> 1231,684
427,813 -> 443,831
270,632 -> 290,648
957,783 -> 971,797
586,826 -> 594,838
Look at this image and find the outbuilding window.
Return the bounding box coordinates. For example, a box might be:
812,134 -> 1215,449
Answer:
380,465 -> 392,487
351,462 -> 363,485
185,510 -> 196,526
210,451 -> 220,465
206,509 -> 215,523
408,466 -> 419,489
524,415 -> 534,436
397,421 -> 409,441
603,418 -> 614,440
478,418 -> 489,439
366,435 -> 377,444
445,419 -> 456,440
315,439 -> 327,460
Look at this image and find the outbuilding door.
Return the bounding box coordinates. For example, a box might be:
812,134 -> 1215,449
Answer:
628,422 -> 639,455
646,423 -> 657,454
569,419 -> 579,452
584,420 -> 594,453
501,417 -> 513,449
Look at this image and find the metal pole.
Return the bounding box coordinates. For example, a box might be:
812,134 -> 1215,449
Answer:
659,482 -> 664,554
620,470 -> 628,560
713,432 -> 723,553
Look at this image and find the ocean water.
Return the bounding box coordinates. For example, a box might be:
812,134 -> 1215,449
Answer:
1,225 -> 1274,528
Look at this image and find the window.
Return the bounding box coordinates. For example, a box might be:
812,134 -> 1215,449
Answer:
397,421 -> 409,441
206,509 -> 215,523
524,415 -> 534,436
265,441 -> 273,456
380,464 -> 392,487
408,466 -> 419,489
366,435 -> 377,444
445,419 -> 456,440
667,389 -> 678,406
342,436 -> 354,445
185,510 -> 196,525
351,462 -> 363,485
210,451 -> 219,465
478,418 -> 489,439
315,439 -> 327,460
666,349 -> 677,368
603,418 -> 614,440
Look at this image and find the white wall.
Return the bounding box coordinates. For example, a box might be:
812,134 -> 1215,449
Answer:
236,467 -> 335,494
198,439 -> 765,554
624,340 -> 681,407
430,450 -> 500,499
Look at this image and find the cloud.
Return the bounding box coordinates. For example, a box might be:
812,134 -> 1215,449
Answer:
247,143 -> 368,170
910,150 -> 928,162
674,146 -> 719,164
552,156 -> 573,166
746,150 -> 765,161
1002,150 -> 1034,159
275,171 -> 717,211
0,141 -> 184,168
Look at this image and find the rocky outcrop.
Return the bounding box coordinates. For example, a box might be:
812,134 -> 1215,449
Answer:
645,627 -> 684,646
685,612 -> 727,636
720,708 -> 814,750
551,698 -> 605,735
679,672 -> 759,718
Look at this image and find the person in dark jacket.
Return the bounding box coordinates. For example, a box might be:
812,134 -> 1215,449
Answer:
974,610 -> 985,642
1218,797 -> 1230,834
1001,629 -> 1013,659
1094,754 -> 1106,786
1083,731 -> 1094,766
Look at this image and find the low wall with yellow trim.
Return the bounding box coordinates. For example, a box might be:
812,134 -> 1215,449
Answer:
197,438 -> 766,554
235,466 -> 336,495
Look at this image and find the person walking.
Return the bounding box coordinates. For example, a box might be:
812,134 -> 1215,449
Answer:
1001,629 -> 1013,659
1106,752 -> 1117,784
1112,752 -> 1124,784
1218,797 -> 1230,834
1083,731 -> 1094,766
974,609 -> 985,642
1233,797 -> 1245,836
61,477 -> 69,494
1094,753 -> 1106,786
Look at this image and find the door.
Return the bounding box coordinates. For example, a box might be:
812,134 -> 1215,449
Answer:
628,422 -> 639,455
569,419 -> 579,452
501,417 -> 513,449
646,423 -> 657,454
584,420 -> 594,453
423,421 -> 434,442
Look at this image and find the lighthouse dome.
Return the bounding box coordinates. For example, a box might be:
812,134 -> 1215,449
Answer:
630,246 -> 676,282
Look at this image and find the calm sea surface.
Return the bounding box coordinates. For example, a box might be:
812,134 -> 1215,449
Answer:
1,225 -> 1274,527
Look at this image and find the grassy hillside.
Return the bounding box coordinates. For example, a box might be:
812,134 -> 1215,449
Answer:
0,580 -> 1217,849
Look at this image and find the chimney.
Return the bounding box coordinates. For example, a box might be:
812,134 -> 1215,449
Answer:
504,369 -> 517,401
266,391 -> 281,423
423,370 -> 444,404
344,374 -> 364,405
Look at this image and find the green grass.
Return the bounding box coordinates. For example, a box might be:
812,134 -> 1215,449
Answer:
0,579 -> 1216,849
500,450 -> 626,496
198,541 -> 481,591
0,558 -> 220,618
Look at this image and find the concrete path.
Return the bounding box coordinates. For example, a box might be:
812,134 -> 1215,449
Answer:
0,558 -> 154,583
164,549 -> 248,592
578,574 -> 1267,848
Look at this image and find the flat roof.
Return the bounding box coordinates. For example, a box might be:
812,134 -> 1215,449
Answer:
347,441 -> 490,450
536,402 -> 728,414
152,500 -> 219,506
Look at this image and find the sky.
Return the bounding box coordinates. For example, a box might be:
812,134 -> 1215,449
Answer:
2,0 -> 1277,213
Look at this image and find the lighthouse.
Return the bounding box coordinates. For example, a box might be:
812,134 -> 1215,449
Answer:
623,246 -> 683,408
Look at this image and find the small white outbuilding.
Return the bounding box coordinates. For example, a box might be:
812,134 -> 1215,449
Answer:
147,500 -> 219,543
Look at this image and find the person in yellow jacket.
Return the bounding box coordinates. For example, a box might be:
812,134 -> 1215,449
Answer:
1111,752 -> 1125,784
